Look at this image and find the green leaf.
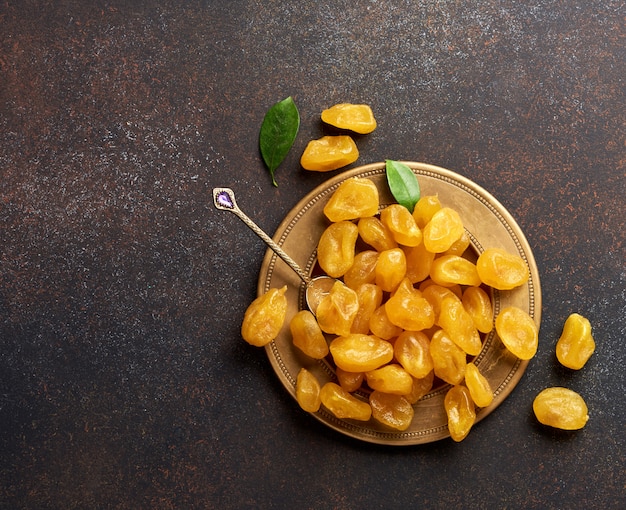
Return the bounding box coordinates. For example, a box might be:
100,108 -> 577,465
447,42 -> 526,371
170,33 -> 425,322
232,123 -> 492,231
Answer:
259,96 -> 300,187
385,160 -> 421,213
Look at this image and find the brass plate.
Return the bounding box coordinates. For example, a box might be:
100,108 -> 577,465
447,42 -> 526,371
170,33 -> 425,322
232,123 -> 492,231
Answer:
258,162 -> 541,445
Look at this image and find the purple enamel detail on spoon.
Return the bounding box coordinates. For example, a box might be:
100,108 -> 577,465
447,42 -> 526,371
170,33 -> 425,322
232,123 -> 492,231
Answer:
216,190 -> 234,209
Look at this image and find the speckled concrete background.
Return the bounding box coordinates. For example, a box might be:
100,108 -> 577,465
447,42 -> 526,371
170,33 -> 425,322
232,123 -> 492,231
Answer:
1,1 -> 624,508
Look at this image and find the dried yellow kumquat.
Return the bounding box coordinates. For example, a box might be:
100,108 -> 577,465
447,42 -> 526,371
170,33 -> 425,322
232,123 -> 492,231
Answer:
556,313 -> 595,370
301,135 -> 359,172
296,368 -> 322,413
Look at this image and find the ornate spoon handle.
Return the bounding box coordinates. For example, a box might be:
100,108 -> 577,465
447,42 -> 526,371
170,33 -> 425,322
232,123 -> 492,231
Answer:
212,188 -> 311,284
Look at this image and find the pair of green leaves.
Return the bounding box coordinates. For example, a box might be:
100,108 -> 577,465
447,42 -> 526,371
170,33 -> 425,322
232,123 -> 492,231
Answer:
259,96 -> 300,187
259,99 -> 421,212
385,160 -> 421,213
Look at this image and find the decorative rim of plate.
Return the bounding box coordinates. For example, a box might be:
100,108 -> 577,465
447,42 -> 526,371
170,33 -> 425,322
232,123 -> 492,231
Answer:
258,161 -> 541,445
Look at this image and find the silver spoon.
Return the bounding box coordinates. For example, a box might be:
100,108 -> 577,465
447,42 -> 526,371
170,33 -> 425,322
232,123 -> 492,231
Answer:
213,187 -> 336,314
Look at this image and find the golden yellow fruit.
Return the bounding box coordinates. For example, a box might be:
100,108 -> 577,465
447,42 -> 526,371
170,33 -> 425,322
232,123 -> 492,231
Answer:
301,135 -> 359,171
241,286 -> 287,346
533,387 -> 589,430
556,313 -> 595,370
296,368 -> 322,413
323,177 -> 379,222
321,103 -> 377,134
320,382 -> 372,421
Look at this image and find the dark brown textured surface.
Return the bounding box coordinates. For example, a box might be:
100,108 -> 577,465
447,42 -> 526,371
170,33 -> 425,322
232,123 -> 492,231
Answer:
1,1 -> 624,508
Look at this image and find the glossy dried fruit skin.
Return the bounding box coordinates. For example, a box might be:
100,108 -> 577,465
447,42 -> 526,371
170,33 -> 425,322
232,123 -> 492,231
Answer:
464,363 -> 494,408
430,329 -> 467,385
385,278 -> 435,331
556,313 -> 595,370
423,207 -> 464,253
476,248 -> 529,290
344,250 -> 379,290
375,248 -> 407,292
241,286 -> 288,347
358,217 -> 398,252
462,286 -> 494,334
444,230 -> 471,256
316,281 -> 359,336
329,334 -> 394,372
296,368 -> 322,412
444,385 -> 476,442
438,297 -> 482,356
350,283 -> 383,335
365,364 -> 414,395
320,382 -> 372,421
422,284 -> 461,323
533,387 -> 589,430
369,391 -> 414,431
321,103 -> 377,134
323,177 -> 379,222
380,204 -> 423,247
430,255 -> 481,288
412,195 -> 442,229
317,221 -> 359,278
394,330 -> 434,379
336,367 -> 364,392
290,310 -> 329,359
369,304 -> 402,340
403,243 -> 435,284
301,135 -> 359,171
404,371 -> 434,404
495,306 -> 539,360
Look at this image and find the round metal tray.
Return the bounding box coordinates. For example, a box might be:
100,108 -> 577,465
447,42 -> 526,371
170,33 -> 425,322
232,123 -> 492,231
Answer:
258,161 -> 541,445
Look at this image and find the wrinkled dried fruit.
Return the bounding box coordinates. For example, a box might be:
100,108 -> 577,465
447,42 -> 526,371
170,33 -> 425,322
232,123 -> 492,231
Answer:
422,284 -> 461,323
290,310 -> 329,359
430,329 -> 467,385
296,368 -> 322,412
430,255 -> 481,288
323,177 -> 380,222
316,281 -> 359,336
241,286 -> 288,346
412,194 -> 442,228
375,248 -> 407,292
321,103 -> 377,134
404,371 -> 434,404
533,387 -> 589,430
495,306 -> 538,360
329,334 -> 394,372
358,217 -> 398,252
350,283 -> 383,335
464,363 -> 493,408
556,313 -> 595,370
444,385 -> 476,441
369,391 -> 414,431
380,204 -> 423,247
368,304 -> 402,340
462,286 -> 494,334
394,330 -> 434,379
317,221 -> 359,278
423,207 -> 464,253
336,367 -> 364,392
320,382 -> 372,421
403,242 -> 435,284
365,364 -> 414,395
476,247 -> 529,290
444,230 -> 471,256
343,250 -> 379,290
301,135 -> 359,171
385,278 -> 435,331
438,297 -> 482,356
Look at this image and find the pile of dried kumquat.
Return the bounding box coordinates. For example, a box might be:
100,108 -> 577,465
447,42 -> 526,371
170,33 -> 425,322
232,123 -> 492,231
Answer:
242,174 -> 543,441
